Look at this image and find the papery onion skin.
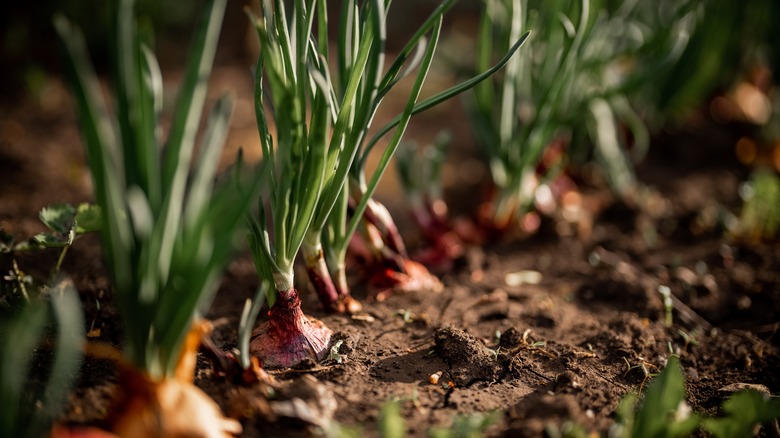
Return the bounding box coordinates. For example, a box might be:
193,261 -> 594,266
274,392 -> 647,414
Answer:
249,288 -> 332,368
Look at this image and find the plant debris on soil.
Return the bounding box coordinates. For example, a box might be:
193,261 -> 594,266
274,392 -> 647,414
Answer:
2,67 -> 779,437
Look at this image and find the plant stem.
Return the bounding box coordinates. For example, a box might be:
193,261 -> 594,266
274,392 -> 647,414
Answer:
302,238 -> 342,312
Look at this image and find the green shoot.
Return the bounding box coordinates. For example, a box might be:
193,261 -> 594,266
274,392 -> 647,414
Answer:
658,285 -> 673,327
613,355 -> 780,438
735,168 -> 780,241
327,340 -> 345,364
612,355 -> 699,438
703,390 -> 780,438
379,399 -> 405,438
1,203 -> 101,283
328,398 -> 500,438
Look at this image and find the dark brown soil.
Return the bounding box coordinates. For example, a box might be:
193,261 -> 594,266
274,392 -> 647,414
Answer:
1,64 -> 779,437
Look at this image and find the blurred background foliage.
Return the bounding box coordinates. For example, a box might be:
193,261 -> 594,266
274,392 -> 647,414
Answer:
0,0 -> 252,101
3,0 -> 780,238
6,0 -> 778,119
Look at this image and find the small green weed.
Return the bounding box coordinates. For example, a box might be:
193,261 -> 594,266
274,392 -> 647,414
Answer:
613,355 -> 780,438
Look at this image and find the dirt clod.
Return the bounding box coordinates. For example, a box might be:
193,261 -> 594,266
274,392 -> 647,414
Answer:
434,326 -> 503,386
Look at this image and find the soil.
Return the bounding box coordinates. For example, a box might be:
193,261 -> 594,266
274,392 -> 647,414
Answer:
2,49 -> 779,438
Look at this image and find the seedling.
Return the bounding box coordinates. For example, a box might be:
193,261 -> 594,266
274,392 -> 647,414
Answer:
2,260 -> 33,303
1,203 -> 101,283
55,0 -> 252,433
330,397 -> 500,438
676,329 -> 700,349
658,285 -> 674,327
622,356 -> 658,391
703,389 -> 780,437
395,308 -> 414,324
379,398 -> 406,438
613,355 -> 780,438
327,340 -> 346,364
612,356 -> 698,438
735,168 -> 780,241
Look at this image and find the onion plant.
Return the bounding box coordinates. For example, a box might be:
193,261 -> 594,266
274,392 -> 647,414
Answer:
308,0 -> 462,309
470,0 -> 579,230
395,132 -> 465,271
243,0 -> 529,368
244,0 -> 338,367
55,0 -> 252,434
468,0 -> 665,230
621,0 -> 740,125
396,132 -> 451,242
315,0 -> 529,306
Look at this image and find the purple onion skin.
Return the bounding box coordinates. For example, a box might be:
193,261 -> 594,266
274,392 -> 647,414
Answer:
306,255 -> 343,313
307,260 -> 364,314
249,288 -> 332,368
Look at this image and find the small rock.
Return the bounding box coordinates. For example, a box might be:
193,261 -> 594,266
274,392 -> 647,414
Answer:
505,270 -> 542,286
718,383 -> 771,395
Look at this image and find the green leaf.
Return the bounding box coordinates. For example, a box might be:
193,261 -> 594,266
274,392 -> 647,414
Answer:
704,390 -> 780,438
184,93 -> 235,227
74,203 -> 102,233
632,356 -> 699,438
32,232 -> 73,248
38,204 -> 76,234
33,278 -> 85,430
31,203 -> 99,249
379,399 -> 406,438
0,296 -> 47,436
162,0 -> 226,193
362,30 -> 531,163
238,284 -> 267,369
